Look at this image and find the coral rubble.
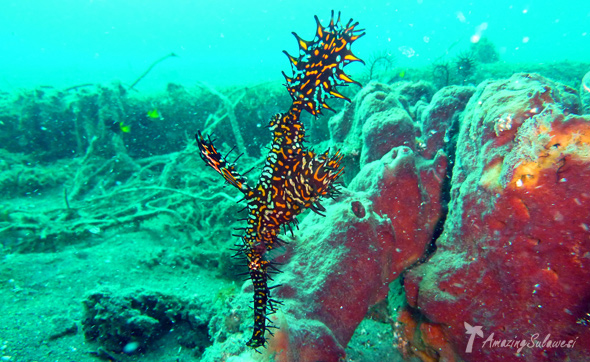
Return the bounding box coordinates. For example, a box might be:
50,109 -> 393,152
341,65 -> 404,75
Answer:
82,289 -> 211,355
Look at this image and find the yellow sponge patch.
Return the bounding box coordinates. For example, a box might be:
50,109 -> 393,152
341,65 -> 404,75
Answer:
480,159 -> 504,191
510,121 -> 590,189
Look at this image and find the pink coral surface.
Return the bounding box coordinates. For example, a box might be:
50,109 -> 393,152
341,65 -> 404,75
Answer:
263,82 -> 473,361
256,74 -> 590,362
404,74 -> 590,361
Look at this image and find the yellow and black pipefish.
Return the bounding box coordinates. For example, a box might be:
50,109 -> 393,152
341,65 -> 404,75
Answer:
196,11 -> 364,349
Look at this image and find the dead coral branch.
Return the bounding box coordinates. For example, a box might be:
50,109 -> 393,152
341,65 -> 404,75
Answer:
197,82 -> 248,158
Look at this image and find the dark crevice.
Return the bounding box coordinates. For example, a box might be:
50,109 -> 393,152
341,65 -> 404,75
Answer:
401,111 -> 462,282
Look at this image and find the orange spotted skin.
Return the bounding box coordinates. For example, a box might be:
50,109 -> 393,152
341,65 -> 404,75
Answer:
196,11 -> 364,349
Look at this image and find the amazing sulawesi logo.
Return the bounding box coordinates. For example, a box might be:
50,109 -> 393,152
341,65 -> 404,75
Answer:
464,322 -> 578,355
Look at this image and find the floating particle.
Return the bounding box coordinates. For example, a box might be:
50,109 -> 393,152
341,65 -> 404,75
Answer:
88,226 -> 101,234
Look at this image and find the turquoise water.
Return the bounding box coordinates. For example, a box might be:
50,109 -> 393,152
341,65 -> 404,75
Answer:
1,0 -> 588,91
1,2 -> 590,361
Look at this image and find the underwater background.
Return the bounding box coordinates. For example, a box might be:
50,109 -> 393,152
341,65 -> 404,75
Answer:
1,0 -> 590,362
2,0 -> 590,91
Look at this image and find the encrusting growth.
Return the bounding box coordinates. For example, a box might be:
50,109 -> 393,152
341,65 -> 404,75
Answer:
196,11 -> 364,349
